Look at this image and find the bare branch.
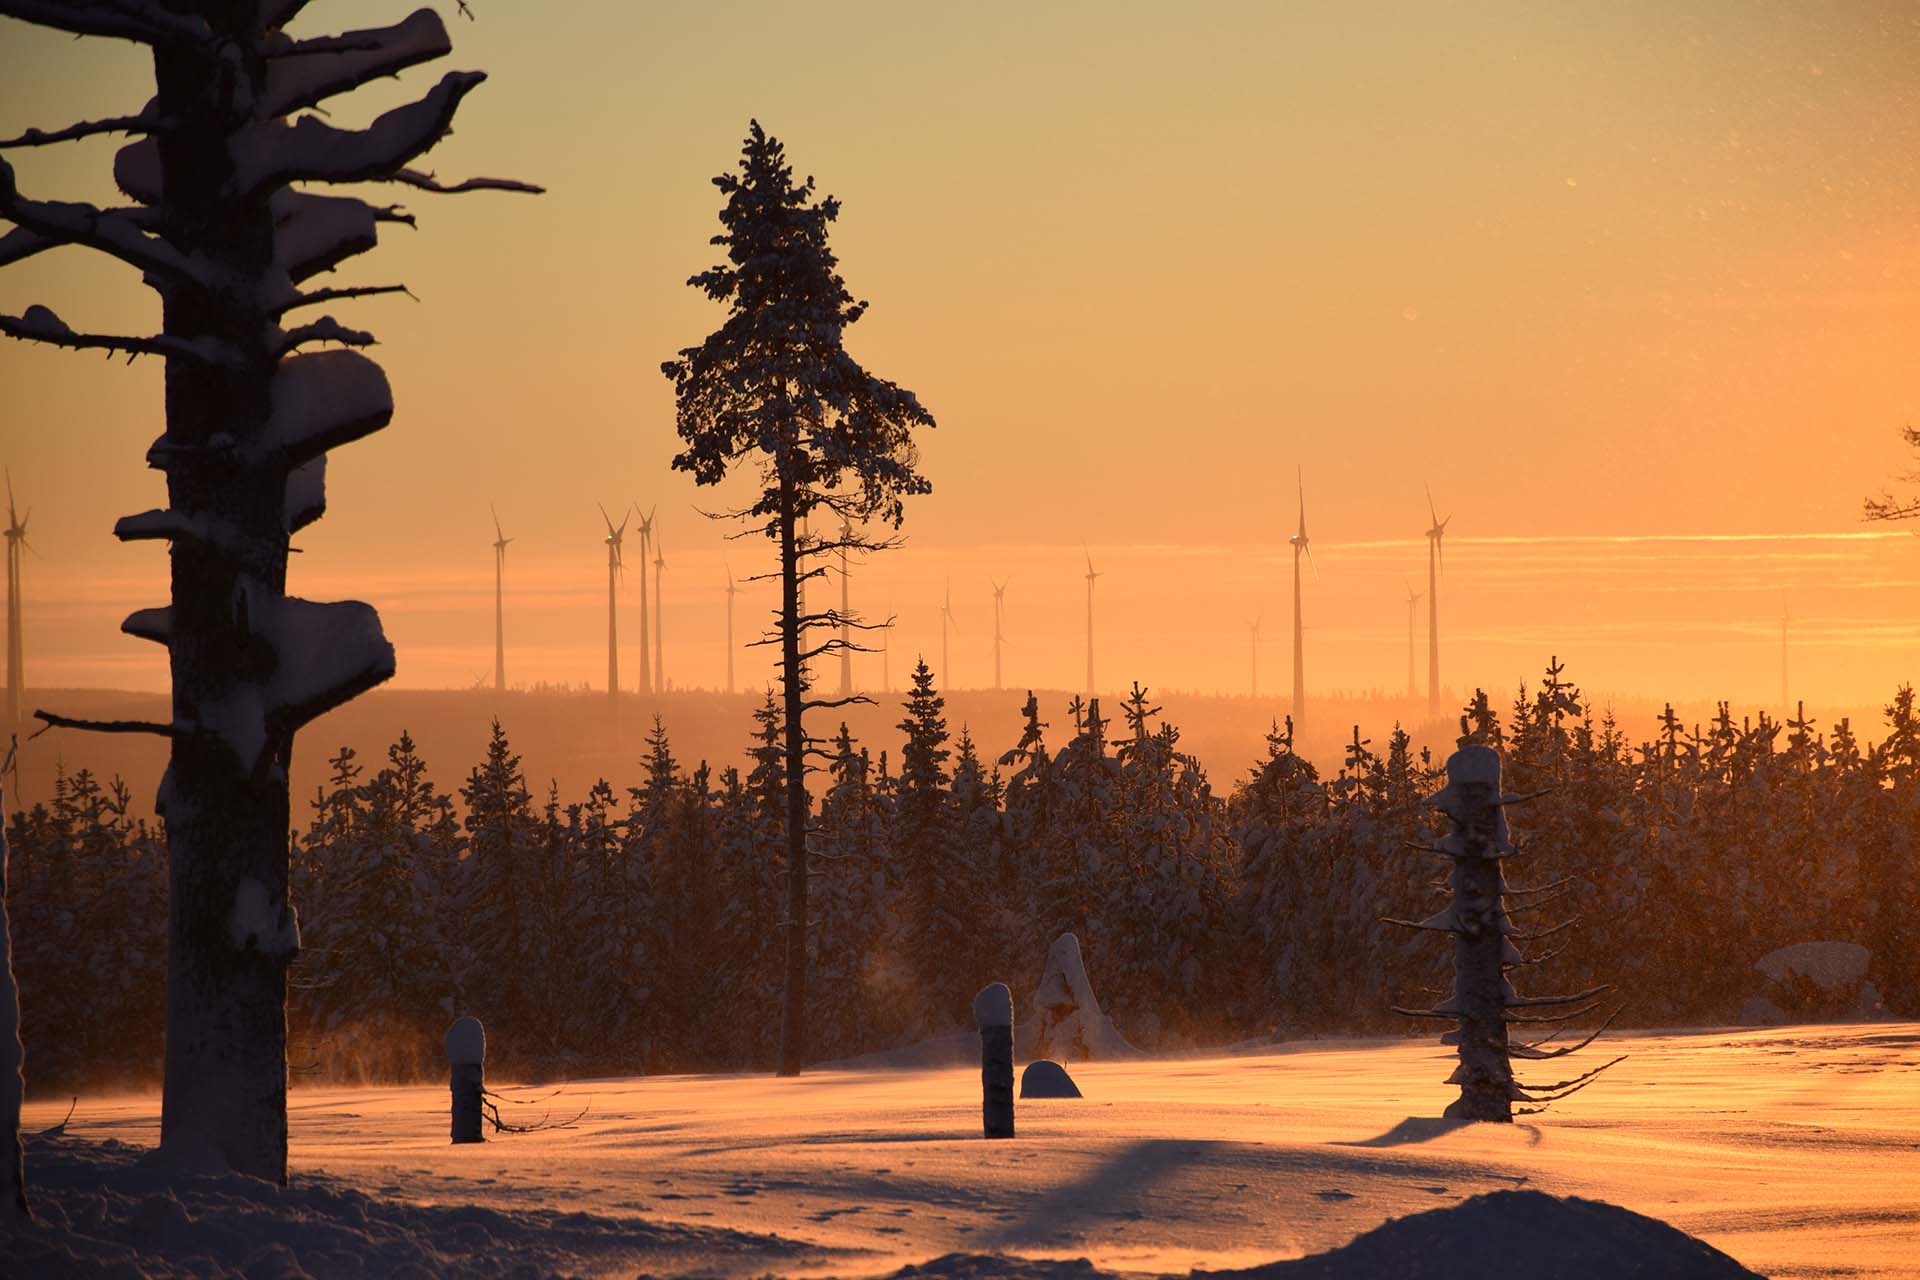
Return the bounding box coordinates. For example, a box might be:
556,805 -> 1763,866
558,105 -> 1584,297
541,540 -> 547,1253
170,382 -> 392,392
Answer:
275,283 -> 416,317
272,315 -> 376,358
388,166 -> 545,195
0,0 -> 213,47
31,709 -> 173,739
0,109 -> 160,150
0,163 -> 195,283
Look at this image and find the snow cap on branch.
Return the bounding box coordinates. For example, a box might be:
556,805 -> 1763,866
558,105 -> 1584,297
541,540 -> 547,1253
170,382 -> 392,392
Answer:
260,349 -> 393,467
261,9 -> 452,118
231,70 -> 487,195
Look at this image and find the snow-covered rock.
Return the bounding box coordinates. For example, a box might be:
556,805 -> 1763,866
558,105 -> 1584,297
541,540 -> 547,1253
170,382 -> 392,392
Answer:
1755,942 -> 1870,992
1019,1059 -> 1082,1099
1738,996 -> 1789,1027
1023,933 -> 1138,1062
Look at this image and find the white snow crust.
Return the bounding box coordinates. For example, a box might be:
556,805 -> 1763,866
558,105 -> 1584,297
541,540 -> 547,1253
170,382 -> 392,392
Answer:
261,9 -> 453,118
1025,933 -> 1138,1061
973,982 -> 1012,1029
445,1016 -> 484,1066
261,348 -> 393,466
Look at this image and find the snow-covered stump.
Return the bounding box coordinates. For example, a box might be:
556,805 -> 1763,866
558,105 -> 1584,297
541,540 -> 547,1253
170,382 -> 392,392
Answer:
973,983 -> 1015,1139
1,745 -> 28,1220
1391,741 -> 1619,1122
446,1018 -> 485,1145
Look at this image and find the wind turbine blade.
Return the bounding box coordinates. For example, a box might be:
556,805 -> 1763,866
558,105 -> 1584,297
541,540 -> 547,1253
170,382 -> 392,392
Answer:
1426,482 -> 1438,527
598,501 -> 616,535
1306,543 -> 1319,581
491,503 -> 503,543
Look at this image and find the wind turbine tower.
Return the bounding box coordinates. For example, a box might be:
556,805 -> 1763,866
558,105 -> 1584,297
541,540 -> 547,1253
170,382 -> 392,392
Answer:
1289,468 -> 1316,732
838,520 -> 853,696
725,563 -> 738,695
992,580 -> 1008,690
1424,485 -> 1451,722
634,504 -> 656,695
1405,583 -> 1423,701
4,470 -> 27,737
1084,551 -> 1102,694
490,505 -> 511,694
940,578 -> 958,688
599,503 -> 629,709
653,537 -> 667,692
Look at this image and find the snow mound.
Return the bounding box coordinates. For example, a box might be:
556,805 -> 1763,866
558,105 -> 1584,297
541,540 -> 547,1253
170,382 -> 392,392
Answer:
1019,1059 -> 1082,1099
1201,1189 -> 1762,1279
1755,941 -> 1869,991
3,1135 -> 831,1279
1023,934 -> 1138,1062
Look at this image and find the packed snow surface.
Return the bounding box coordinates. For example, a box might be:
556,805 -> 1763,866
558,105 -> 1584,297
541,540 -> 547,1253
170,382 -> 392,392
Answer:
14,1023 -> 1919,1278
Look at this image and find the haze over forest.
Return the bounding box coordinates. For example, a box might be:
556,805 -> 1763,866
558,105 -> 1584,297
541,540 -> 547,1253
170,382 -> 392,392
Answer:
5,1 -> 1920,714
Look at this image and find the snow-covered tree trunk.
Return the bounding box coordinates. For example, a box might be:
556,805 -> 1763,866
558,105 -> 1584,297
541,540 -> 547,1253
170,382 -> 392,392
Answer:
0,1 -> 535,1182
974,982 -> 1014,1139
1,745 -> 27,1220
777,492 -> 810,1076
1392,741 -> 1618,1121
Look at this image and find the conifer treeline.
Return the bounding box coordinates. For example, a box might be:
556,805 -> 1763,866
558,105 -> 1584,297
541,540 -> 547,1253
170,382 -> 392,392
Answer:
8,658 -> 1917,1090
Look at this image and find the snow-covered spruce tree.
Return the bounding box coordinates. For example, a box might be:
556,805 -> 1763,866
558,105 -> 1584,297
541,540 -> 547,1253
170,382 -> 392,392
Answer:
663,122 -> 935,1075
0,3 -> 535,1179
1391,739 -> 1620,1121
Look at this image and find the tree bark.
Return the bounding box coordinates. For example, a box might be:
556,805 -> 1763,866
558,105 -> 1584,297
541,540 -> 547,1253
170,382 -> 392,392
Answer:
776,483 -> 808,1076
1,756 -> 28,1220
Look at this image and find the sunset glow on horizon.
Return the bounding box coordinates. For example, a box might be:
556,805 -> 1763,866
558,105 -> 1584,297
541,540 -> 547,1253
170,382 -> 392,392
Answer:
5,1 -> 1919,710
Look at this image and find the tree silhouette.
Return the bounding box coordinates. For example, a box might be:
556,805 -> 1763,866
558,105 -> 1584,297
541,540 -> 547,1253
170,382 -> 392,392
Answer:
662,122 -> 935,1075
1864,426 -> 1920,521
0,2 -> 535,1180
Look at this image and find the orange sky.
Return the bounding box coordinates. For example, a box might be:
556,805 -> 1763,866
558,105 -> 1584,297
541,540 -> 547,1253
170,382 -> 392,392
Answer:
4,1 -> 1919,712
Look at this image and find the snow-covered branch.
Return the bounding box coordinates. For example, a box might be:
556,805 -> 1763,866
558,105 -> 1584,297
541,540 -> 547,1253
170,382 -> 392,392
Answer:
260,9 -> 452,117
255,350 -> 393,466
120,606 -> 170,646
272,315 -> 375,358
0,0 -> 213,47
231,70 -> 488,195
0,305 -> 239,366
274,192 -> 390,283
0,162 -> 196,283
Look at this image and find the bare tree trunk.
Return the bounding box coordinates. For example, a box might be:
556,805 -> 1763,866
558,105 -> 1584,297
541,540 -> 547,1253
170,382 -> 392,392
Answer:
1,746 -> 28,1220
777,485 -> 808,1076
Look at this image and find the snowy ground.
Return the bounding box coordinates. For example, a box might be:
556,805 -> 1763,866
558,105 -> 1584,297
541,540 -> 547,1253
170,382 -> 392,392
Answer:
14,1022 -> 1919,1278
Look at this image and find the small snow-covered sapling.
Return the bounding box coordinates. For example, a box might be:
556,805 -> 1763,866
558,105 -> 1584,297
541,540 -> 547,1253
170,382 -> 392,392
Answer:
445,1017 -> 485,1145
973,983 -> 1014,1139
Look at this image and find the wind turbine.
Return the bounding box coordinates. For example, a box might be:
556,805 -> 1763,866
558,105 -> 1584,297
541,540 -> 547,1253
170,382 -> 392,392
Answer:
1246,616 -> 1261,700
1405,582 -> 1424,701
1084,549 -> 1102,694
992,580 -> 1008,690
490,505 -> 511,694
838,520 -> 853,696
1424,484 -> 1451,722
1289,467 -> 1317,733
652,536 -> 666,692
940,577 -> 959,688
725,562 -> 738,695
634,503 -> 656,695
599,502 -> 628,708
881,600 -> 892,693
4,469 -> 28,737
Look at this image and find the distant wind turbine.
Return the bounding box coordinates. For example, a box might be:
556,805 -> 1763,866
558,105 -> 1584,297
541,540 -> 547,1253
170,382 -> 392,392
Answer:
1289,467 -> 1317,732
1405,582 -> 1424,701
1425,484 -> 1451,721
1084,550 -> 1102,694
4,469 -> 28,737
882,600 -> 892,693
634,503 -> 656,695
838,520 -> 853,696
992,579 -> 1008,690
652,536 -> 667,692
940,577 -> 959,688
725,562 -> 738,695
490,505 -> 511,695
599,503 -> 629,708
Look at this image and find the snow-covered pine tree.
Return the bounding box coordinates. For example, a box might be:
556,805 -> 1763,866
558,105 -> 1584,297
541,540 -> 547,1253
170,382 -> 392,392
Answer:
458,721 -> 539,1063
1392,738 -> 1619,1121
894,660 -> 964,1030
663,122 -> 935,1075
0,1 -> 535,1180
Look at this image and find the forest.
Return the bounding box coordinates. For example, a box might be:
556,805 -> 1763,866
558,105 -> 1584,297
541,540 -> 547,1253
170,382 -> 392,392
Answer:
10,655 -> 1915,1093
